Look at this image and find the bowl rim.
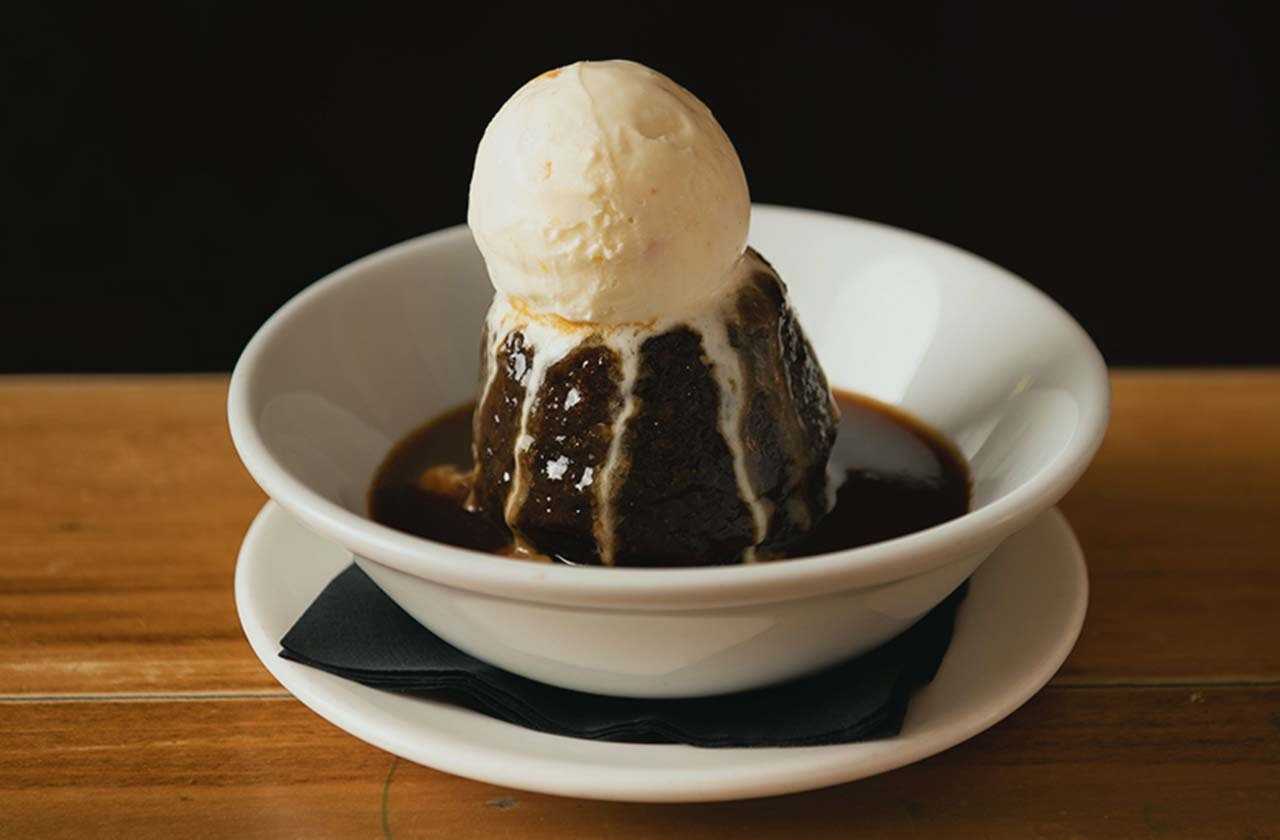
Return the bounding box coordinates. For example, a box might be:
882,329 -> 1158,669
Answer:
227,204 -> 1109,609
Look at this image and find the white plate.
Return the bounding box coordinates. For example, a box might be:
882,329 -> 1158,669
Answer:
235,502 -> 1087,802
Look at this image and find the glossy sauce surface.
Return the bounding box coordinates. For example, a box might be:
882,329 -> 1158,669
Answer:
369,391 -> 971,563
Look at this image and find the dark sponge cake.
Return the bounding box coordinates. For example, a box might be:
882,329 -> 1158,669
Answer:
610,326 -> 755,566
468,249 -> 837,566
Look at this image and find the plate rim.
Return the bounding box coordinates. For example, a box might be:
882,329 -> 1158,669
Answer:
235,502 -> 1088,803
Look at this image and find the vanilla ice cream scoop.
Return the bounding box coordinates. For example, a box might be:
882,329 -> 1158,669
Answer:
468,60 -> 750,324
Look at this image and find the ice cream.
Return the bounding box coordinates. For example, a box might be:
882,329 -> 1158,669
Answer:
468,60 -> 750,325
466,61 -> 837,566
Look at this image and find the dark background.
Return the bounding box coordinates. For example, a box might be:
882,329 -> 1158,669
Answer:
2,2 -> 1273,372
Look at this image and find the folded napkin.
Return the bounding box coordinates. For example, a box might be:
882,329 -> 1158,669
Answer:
280,565 -> 966,748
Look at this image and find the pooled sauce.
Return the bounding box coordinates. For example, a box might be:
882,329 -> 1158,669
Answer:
368,391 -> 971,563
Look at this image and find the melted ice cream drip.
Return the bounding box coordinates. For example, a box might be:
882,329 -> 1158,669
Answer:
592,334 -> 640,566
689,308 -> 772,561
484,301 -> 590,540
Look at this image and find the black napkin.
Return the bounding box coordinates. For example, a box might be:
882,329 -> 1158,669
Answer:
280,565 -> 966,747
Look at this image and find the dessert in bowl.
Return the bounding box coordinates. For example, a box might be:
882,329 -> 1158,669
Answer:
464,61 -> 840,567
228,61 -> 1108,697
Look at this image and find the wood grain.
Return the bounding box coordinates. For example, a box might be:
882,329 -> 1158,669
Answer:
1058,370 -> 1280,684
1,688 -> 1276,839
3,372 -> 1279,695
0,376 -> 271,694
2,372 -> 1279,838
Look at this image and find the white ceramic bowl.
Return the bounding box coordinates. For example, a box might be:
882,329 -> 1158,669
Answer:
228,205 -> 1108,698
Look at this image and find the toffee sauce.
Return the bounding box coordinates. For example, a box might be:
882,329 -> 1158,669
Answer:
369,390 -> 971,564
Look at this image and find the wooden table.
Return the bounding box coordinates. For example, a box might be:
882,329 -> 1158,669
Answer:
2,371 -> 1277,838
